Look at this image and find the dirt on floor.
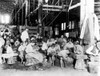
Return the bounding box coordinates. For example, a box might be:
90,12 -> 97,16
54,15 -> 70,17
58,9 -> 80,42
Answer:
0,63 -> 97,76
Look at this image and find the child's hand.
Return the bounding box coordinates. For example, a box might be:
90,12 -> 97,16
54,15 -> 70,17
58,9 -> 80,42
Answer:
84,55 -> 88,59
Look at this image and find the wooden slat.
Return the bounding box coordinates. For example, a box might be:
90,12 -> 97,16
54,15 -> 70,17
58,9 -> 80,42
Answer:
43,8 -> 66,12
69,3 -> 80,10
43,4 -> 63,8
95,2 -> 100,5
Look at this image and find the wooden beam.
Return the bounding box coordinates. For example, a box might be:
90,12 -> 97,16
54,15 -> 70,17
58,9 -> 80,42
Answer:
80,0 -> 86,27
43,8 -> 66,12
69,3 -> 80,10
95,2 -> 100,5
43,3 -> 80,11
86,0 -> 94,14
55,0 -> 59,5
43,4 -> 63,9
43,2 -> 81,12
25,0 -> 28,26
52,0 -> 55,5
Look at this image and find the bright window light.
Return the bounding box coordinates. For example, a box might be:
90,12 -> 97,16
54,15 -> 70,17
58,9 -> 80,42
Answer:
61,23 -> 64,30
1,15 -> 5,24
64,22 -> 66,30
0,14 -> 11,24
4,14 -> 11,24
61,22 -> 66,30
45,0 -> 48,3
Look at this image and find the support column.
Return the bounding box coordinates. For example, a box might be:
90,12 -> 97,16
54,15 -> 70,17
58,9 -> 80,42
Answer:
38,0 -> 43,35
86,0 -> 94,14
86,0 -> 94,45
80,0 -> 94,45
80,0 -> 94,28
80,0 -> 86,29
25,0 -> 28,26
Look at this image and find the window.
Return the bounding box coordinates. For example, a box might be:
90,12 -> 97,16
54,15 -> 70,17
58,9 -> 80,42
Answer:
61,22 -> 66,30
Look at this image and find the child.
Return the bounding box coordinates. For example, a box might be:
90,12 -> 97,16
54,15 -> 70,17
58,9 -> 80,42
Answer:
74,41 -> 87,70
2,40 -> 18,64
0,36 -> 5,64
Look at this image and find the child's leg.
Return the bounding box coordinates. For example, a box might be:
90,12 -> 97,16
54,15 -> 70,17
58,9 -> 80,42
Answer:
60,57 -> 64,68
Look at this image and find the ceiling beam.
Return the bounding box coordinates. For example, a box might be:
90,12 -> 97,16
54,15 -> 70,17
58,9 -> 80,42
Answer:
69,3 -> 80,10
43,2 -> 80,11
43,8 -> 66,12
43,4 -> 64,9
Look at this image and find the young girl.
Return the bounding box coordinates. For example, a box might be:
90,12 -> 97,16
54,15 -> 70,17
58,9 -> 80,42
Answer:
74,41 -> 87,70
47,44 -> 56,66
18,42 -> 27,64
2,40 -> 18,64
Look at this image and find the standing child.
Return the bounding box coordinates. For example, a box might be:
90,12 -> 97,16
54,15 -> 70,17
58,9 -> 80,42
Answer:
74,41 -> 87,70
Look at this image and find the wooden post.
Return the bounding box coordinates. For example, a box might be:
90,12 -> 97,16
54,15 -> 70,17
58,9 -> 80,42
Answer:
80,0 -> 94,45
80,0 -> 94,28
28,0 -> 30,26
86,0 -> 94,14
25,0 -> 28,26
22,0 -> 24,25
38,0 -> 43,35
80,0 -> 86,29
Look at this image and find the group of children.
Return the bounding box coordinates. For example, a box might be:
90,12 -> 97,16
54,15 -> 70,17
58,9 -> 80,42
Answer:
0,27 -> 95,72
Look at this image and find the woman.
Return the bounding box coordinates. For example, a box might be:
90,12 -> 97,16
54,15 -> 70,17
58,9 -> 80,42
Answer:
25,42 -> 44,66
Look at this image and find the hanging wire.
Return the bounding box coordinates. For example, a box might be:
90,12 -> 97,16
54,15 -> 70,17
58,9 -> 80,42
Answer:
42,12 -> 50,21
11,0 -> 73,26
45,10 -> 63,26
44,0 -> 65,26
52,0 -> 55,5
11,1 -> 26,23
44,0 -> 73,27
42,0 -> 61,22
27,1 -> 42,18
27,6 -> 40,18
